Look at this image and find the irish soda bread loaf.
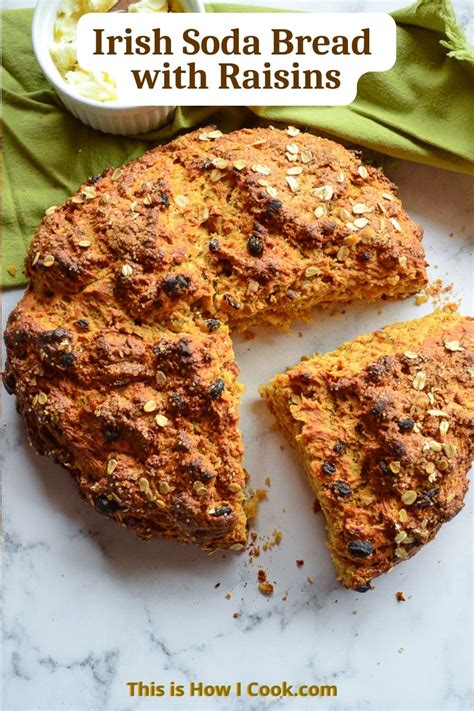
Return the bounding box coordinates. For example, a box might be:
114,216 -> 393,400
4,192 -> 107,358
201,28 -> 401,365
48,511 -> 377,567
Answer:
262,312 -> 474,589
4,125 -> 428,549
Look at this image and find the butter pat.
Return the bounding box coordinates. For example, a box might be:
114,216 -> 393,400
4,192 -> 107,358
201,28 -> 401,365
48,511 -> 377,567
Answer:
129,0 -> 169,11
50,0 -> 169,102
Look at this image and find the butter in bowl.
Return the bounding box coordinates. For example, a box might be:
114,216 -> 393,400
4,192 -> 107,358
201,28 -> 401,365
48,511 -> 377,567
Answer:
32,0 -> 205,135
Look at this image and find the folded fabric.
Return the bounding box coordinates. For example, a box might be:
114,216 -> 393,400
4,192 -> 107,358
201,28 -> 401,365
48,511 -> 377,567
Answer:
2,0 -> 473,287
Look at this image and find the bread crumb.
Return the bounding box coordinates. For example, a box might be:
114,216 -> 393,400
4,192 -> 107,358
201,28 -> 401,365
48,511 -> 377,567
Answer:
414,279 -> 456,310
257,568 -> 274,596
262,529 -> 282,551
296,559 -> 304,567
415,294 -> 428,305
258,581 -> 274,596
443,301 -> 461,313
243,487 -> 267,520
7,265 -> 17,277
396,591 -> 406,602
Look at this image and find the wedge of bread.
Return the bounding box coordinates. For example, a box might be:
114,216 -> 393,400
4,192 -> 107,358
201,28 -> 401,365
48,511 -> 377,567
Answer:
262,312 -> 473,589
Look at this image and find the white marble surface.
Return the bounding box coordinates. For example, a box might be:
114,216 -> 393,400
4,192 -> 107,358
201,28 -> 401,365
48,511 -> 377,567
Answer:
2,2 -> 474,711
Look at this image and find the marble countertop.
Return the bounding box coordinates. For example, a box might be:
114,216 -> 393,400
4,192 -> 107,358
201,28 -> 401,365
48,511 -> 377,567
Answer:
2,2 -> 473,710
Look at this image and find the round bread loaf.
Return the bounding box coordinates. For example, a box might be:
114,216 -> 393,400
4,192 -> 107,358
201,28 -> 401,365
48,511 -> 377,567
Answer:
3,126 -> 427,549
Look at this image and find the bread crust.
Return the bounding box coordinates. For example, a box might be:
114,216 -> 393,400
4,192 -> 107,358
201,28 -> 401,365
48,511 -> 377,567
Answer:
262,312 -> 474,589
4,125 -> 428,548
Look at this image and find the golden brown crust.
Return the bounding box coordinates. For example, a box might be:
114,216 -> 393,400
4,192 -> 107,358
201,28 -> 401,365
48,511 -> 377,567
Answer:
4,125 -> 428,549
23,125 -> 426,328
262,312 -> 474,589
5,292 -> 246,548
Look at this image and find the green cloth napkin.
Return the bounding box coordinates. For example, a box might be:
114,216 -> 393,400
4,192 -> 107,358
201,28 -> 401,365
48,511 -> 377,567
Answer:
2,0 -> 473,287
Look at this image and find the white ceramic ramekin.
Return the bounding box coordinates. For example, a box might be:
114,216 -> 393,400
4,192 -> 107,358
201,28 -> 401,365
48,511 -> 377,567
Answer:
32,0 -> 205,135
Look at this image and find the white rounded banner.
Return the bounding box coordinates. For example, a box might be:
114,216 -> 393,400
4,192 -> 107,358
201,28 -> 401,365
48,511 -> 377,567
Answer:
76,12 -> 397,106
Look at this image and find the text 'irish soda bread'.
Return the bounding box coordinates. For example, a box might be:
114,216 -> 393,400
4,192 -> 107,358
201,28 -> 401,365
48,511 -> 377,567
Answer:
4,125 -> 427,549
262,312 -> 474,589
